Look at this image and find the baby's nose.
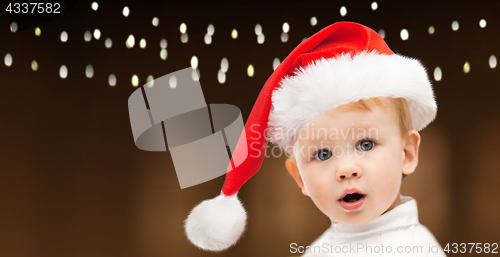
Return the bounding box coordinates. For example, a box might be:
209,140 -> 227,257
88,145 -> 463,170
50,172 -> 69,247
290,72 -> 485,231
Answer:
336,163 -> 362,181
339,171 -> 360,180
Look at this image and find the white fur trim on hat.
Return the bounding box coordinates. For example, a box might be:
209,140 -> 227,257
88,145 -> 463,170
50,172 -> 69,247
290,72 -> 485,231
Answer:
267,51 -> 437,150
184,193 -> 247,251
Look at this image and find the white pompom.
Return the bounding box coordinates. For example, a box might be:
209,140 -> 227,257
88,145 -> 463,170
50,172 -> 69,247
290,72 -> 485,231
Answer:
184,193 -> 247,251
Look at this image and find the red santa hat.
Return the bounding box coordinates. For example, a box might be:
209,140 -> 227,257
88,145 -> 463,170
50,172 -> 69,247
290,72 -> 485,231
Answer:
184,21 -> 437,251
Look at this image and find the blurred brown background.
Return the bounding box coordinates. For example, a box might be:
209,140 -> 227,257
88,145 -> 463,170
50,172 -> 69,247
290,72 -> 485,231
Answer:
0,0 -> 499,256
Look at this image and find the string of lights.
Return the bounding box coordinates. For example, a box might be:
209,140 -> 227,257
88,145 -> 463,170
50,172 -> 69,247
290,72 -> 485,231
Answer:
3,1 -> 497,89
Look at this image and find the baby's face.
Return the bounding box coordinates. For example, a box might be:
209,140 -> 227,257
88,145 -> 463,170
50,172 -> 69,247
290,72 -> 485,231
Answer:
291,104 -> 411,225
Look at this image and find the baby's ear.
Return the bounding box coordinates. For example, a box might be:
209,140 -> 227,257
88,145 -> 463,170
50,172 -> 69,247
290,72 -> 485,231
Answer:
402,130 -> 421,176
285,157 -> 308,196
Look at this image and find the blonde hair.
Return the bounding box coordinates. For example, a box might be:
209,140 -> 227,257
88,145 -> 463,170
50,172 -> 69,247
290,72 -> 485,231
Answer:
286,97 -> 413,157
336,97 -> 413,138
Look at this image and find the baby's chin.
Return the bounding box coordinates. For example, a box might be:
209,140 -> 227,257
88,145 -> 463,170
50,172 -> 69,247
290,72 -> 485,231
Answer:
329,211 -> 380,226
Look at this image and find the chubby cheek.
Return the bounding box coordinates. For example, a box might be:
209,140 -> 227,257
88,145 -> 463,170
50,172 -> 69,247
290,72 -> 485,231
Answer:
301,169 -> 337,216
369,157 -> 402,211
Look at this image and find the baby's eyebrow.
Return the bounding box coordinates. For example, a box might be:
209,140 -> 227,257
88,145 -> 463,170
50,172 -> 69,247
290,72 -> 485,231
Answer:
350,122 -> 380,129
300,125 -> 382,143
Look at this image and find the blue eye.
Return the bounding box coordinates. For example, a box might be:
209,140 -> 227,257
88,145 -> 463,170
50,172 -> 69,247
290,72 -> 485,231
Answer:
356,139 -> 375,151
314,149 -> 332,161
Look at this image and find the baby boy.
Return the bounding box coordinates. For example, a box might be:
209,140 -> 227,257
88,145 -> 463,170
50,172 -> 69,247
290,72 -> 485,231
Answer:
184,21 -> 446,256
286,97 -> 445,256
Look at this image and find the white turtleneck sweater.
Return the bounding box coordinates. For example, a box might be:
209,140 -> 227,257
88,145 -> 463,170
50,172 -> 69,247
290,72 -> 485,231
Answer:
302,196 -> 446,256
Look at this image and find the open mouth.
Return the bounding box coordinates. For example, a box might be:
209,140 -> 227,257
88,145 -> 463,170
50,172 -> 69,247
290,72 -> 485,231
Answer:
338,190 -> 366,210
342,193 -> 364,203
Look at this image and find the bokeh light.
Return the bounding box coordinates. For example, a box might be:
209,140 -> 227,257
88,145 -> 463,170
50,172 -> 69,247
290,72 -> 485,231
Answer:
221,58 -> 229,72
428,26 -> 435,34
86,64 -> 94,78
60,31 -> 68,42
340,6 -> 347,16
10,22 -> 17,33
489,55 -> 496,69
463,61 -> 470,73
123,6 -> 130,17
181,33 -> 188,43
60,65 -> 68,79
257,34 -> 265,44
310,17 -> 317,26
218,69 -> 226,84
105,38 -> 112,48
4,53 -> 12,67
180,23 -> 187,33
378,29 -> 385,39
191,56 -> 199,69
400,29 -> 409,40
31,60 -> 38,71
247,64 -> 254,77
479,19 -> 487,28
109,74 -> 116,86
160,39 -> 167,48
204,34 -> 212,44
282,22 -> 290,33
281,32 -> 288,42
126,34 -> 135,48
132,74 -> 139,87
160,49 -> 167,60
273,58 -> 280,70
169,75 -> 177,89
255,24 -> 262,35
84,30 -> 92,42
93,29 -> 101,40
192,69 -> 200,81
146,75 -> 154,88
152,17 -> 159,27
434,67 -> 442,81
208,24 -> 215,36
